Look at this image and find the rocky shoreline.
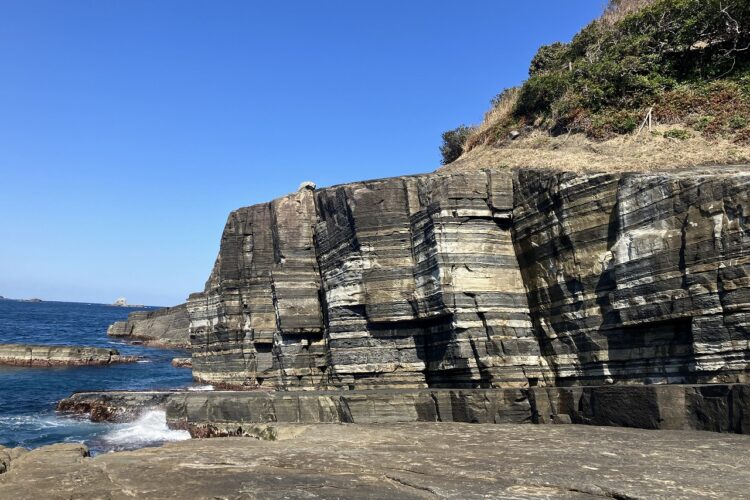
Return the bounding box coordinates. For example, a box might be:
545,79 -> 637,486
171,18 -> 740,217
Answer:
0,344 -> 137,367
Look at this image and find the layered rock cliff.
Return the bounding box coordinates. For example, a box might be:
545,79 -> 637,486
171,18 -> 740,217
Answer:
188,166 -> 750,391
107,304 -> 190,348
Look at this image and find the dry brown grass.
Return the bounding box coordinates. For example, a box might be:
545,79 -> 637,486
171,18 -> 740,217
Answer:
440,125 -> 750,174
463,88 -> 520,151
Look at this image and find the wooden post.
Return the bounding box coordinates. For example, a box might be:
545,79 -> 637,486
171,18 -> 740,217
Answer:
635,106 -> 654,138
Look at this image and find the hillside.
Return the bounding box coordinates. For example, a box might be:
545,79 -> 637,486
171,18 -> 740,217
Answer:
440,0 -> 750,171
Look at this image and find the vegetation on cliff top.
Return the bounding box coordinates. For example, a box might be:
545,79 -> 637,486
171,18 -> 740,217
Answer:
441,0 -> 750,166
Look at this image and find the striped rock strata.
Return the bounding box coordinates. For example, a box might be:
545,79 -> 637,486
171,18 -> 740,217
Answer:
189,170 -> 539,390
189,166 -> 750,390
514,167 -> 750,386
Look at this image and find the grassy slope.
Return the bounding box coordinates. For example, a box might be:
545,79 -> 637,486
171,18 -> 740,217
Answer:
441,0 -> 750,172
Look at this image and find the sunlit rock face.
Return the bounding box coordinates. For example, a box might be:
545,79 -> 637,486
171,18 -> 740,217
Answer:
513,167 -> 750,386
189,170 -> 540,390
188,166 -> 750,390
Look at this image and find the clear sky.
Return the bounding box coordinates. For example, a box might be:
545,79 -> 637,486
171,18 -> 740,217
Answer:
0,1 -> 604,306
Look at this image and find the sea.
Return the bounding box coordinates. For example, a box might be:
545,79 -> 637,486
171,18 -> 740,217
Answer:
0,299 -> 198,454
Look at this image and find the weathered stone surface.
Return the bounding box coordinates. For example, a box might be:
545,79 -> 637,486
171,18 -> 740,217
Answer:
107,303 -> 190,348
2,423 -> 750,499
530,383 -> 750,432
0,344 -> 136,367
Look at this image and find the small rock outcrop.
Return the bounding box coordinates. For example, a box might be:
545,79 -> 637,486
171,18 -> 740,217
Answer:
57,392 -> 173,422
0,345 -> 137,367
107,304 -> 190,348
171,357 -> 192,368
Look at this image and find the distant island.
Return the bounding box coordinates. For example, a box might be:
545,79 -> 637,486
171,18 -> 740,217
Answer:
112,297 -> 145,308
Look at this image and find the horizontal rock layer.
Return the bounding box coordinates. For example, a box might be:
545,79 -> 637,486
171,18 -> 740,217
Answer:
107,304 -> 190,348
57,384 -> 750,434
165,388 -> 532,436
0,344 -> 136,367
188,166 -> 750,390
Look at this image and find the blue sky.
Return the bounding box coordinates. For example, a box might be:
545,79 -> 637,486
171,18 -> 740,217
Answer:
0,1 -> 604,306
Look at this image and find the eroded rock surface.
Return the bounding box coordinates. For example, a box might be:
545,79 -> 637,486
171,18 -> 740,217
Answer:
0,344 -> 136,367
107,304 -> 190,348
1,423 -> 749,499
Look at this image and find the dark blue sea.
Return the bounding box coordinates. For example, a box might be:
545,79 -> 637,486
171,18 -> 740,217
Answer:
0,299 -> 196,453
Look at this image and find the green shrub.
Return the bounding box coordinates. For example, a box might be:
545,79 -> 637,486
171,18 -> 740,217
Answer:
663,129 -> 691,140
529,42 -> 570,76
589,109 -> 641,138
693,115 -> 714,131
729,115 -> 748,129
448,0 -> 750,148
514,0 -> 750,137
514,73 -> 570,118
439,125 -> 474,165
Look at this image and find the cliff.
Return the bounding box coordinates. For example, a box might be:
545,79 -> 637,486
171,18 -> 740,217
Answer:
187,166 -> 750,391
107,304 -> 190,348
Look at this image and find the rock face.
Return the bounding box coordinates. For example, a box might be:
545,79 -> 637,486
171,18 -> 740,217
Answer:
513,167 -> 750,386
0,345 -> 136,367
2,423 -> 750,499
107,304 -> 190,348
188,166 -> 750,391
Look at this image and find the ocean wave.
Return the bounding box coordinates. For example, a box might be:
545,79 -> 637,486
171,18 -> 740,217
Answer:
0,413 -> 85,429
102,410 -> 189,446
187,385 -> 214,391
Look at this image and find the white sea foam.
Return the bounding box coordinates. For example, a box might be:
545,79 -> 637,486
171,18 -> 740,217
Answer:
136,360 -> 152,363
102,410 -> 189,446
187,385 -> 214,391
